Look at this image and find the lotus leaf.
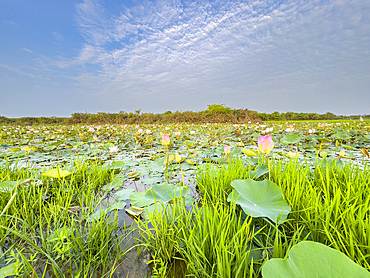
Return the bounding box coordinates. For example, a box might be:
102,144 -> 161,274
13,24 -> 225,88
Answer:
125,206 -> 145,216
332,132 -> 351,140
280,134 -> 301,145
130,190 -> 153,207
41,168 -> 72,179
106,201 -> 126,212
141,176 -> 164,185
241,149 -> 258,157
145,182 -> 190,204
262,241 -> 370,278
227,179 -> 290,224
116,188 -> 136,200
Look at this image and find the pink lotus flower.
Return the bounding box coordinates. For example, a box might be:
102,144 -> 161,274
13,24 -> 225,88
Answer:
109,146 -> 119,153
258,136 -> 274,155
162,134 -> 170,146
224,145 -> 231,154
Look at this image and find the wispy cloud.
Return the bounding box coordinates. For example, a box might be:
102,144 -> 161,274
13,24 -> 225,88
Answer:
66,0 -> 370,113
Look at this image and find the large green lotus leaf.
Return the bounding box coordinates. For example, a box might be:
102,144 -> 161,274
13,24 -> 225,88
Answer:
280,134 -> 301,145
130,190 -> 153,207
262,241 -> 370,278
145,183 -> 190,203
41,168 -> 72,179
332,132 -> 351,140
141,176 -> 164,185
227,179 -> 290,224
116,188 -> 136,200
146,158 -> 165,172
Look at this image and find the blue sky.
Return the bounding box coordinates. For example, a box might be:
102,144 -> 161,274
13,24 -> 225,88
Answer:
1,0 -> 369,117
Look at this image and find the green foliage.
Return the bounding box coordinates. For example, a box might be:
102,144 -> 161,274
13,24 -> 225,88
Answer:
227,179 -> 291,224
205,104 -> 231,115
262,241 -> 370,278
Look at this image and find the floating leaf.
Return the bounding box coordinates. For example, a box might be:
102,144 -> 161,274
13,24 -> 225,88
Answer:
141,176 -> 164,185
43,145 -> 57,151
107,201 -> 126,212
130,190 -> 153,207
116,188 -> 136,200
241,149 -> 257,157
360,148 -> 370,158
125,206 -> 145,217
286,151 -> 300,159
185,159 -> 197,165
145,183 -> 190,204
227,179 -> 290,224
280,134 -> 301,145
41,168 -> 72,179
262,241 -> 370,278
332,132 -> 351,141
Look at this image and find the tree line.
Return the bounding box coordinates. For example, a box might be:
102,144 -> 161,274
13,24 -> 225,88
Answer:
0,105 -> 368,125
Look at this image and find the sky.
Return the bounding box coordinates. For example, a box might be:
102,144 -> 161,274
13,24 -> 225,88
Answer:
0,0 -> 369,118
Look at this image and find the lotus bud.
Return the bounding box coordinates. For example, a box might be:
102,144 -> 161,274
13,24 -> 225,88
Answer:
258,136 -> 274,155
161,134 -> 170,146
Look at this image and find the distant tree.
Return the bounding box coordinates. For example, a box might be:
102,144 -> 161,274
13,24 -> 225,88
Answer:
205,104 -> 231,115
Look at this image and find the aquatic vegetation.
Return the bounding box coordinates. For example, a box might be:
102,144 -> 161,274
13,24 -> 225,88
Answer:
0,120 -> 369,276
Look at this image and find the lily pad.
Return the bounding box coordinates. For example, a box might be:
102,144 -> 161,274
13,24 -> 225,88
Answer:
116,188 -> 136,200
227,179 -> 290,224
141,176 -> 164,185
262,241 -> 370,278
41,168 -> 72,179
130,190 -> 153,207
145,183 -> 190,204
125,206 -> 145,217
280,134 -> 301,145
241,149 -> 258,157
332,132 -> 351,141
107,201 -> 126,212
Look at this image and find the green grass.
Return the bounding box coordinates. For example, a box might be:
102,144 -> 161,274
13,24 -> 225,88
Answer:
138,157 -> 370,277
0,161 -> 131,277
